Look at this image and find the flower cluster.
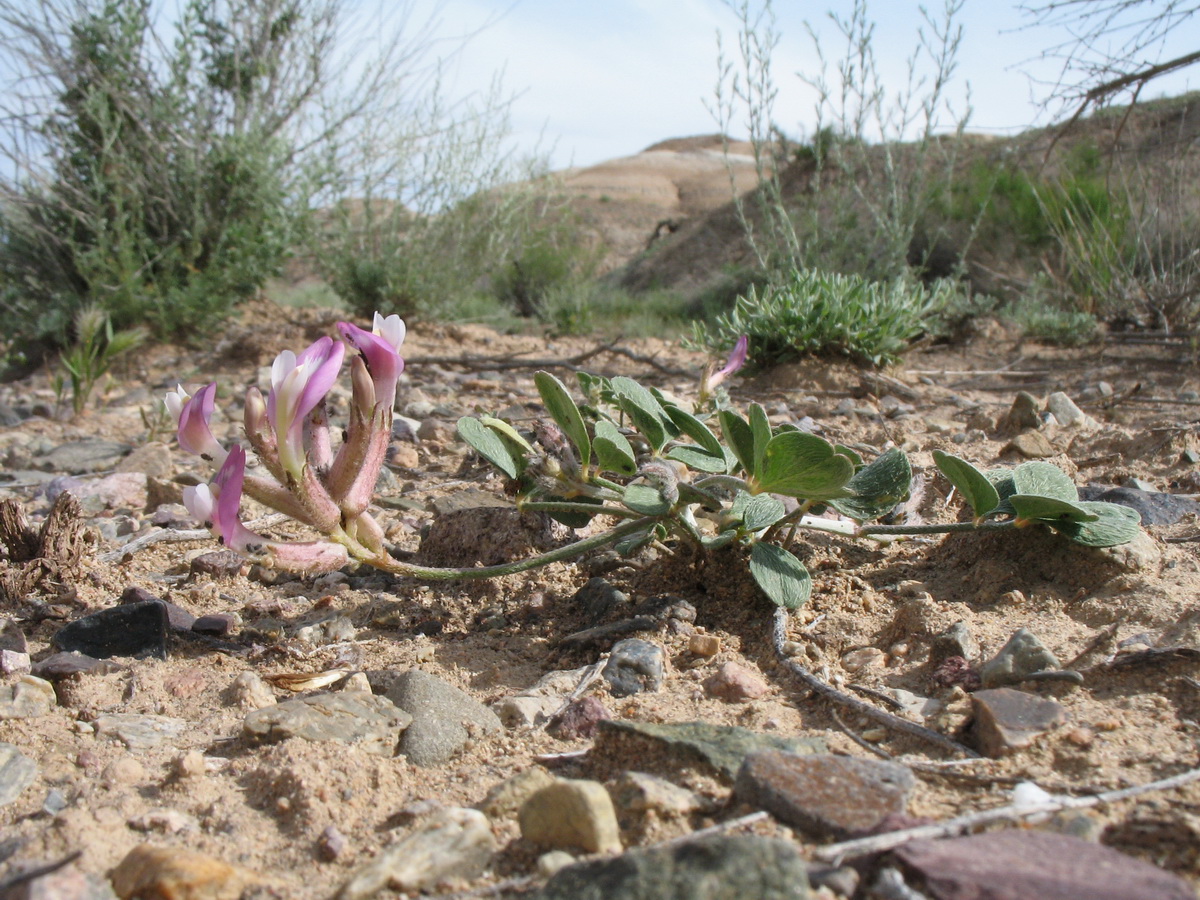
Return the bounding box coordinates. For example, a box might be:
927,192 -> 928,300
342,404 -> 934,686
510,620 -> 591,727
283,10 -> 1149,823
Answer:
166,313 -> 405,575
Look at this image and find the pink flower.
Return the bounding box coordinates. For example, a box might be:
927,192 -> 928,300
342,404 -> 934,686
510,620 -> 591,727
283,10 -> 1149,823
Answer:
700,335 -> 749,401
336,312 -> 405,412
266,337 -> 345,477
166,383 -> 228,466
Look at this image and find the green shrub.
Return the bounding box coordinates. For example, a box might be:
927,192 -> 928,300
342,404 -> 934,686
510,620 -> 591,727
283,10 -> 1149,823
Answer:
692,268 -> 960,367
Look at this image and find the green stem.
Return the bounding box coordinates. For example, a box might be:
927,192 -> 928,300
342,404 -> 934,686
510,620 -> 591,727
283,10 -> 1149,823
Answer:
364,516 -> 654,581
520,500 -> 643,520
592,476 -> 627,493
860,520 -> 1018,537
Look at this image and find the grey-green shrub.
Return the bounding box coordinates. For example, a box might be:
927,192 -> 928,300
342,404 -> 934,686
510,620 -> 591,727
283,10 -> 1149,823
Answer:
692,267 -> 961,367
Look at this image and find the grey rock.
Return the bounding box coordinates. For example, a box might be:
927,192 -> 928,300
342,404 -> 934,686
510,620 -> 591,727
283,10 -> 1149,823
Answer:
51,600 -> 169,660
979,628 -> 1062,688
1046,392 -> 1095,428
39,439 -> 130,474
294,615 -> 356,644
931,621 -> 979,664
93,714 -> 187,751
478,767 -> 557,821
45,472 -> 148,510
1005,391 -> 1041,433
735,751 -> 915,839
120,588 -> 194,631
1097,530 -> 1160,573
0,676 -> 56,720
0,618 -> 28,653
113,441 -> 174,479
887,688 -> 943,719
0,404 -> 21,427
894,830 -> 1194,900
244,692 -> 410,757
386,670 -> 501,766
969,688 -> 1068,757
0,742 -> 37,806
532,836 -> 811,900
31,651 -> 124,679
1004,431 -> 1057,458
572,577 -> 630,623
519,778 -> 622,854
592,720 -> 826,782
0,650 -> 30,676
602,639 -> 665,697
336,807 -> 496,899
1078,485 -> 1200,526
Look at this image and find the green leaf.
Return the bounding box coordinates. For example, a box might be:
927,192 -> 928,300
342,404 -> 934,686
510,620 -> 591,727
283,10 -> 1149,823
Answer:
677,481 -> 722,511
534,371 -> 591,472
615,530 -> 656,556
741,493 -> 787,531
831,448 -> 912,522
719,410 -> 755,475
749,403 -> 773,475
456,416 -> 520,479
480,416 -> 535,454
1012,461 -> 1078,502
749,542 -> 812,609
623,482 -> 672,516
665,445 -> 729,473
545,494 -> 603,528
988,468 -> 1018,517
757,432 -> 856,500
593,419 -> 637,476
663,405 -> 725,459
611,376 -> 670,453
1053,501 -> 1142,547
834,444 -> 865,468
701,530 -> 738,550
933,450 -> 1000,518
1009,494 -> 1099,524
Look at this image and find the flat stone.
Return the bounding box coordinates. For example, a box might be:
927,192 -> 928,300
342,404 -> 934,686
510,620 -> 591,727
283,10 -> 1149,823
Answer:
894,829 -> 1194,900
386,670 -> 500,766
31,651 -> 124,679
0,675 -> 56,719
532,836 -> 811,900
188,550 -> 246,578
120,588 -> 195,631
229,671 -> 276,709
192,614 -> 237,636
111,843 -> 274,900
592,720 -> 826,782
0,649 -> 30,675
336,807 -> 496,899
0,863 -> 118,899
612,771 -> 706,816
51,600 -> 169,660
244,692 -> 410,757
734,752 -> 915,838
478,767 -> 558,821
45,472 -> 147,511
519,778 -> 622,854
113,441 -> 174,478
602,639 -> 665,697
688,633 -> 721,657
1078,485 -> 1200,526
0,742 -> 37,806
704,661 -> 769,702
39,439 -> 130,474
1004,431 -> 1057,458
94,714 -> 187,751
969,688 -> 1068,757
979,628 -> 1062,688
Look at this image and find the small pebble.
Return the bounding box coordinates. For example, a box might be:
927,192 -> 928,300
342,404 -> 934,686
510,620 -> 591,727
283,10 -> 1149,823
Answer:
841,647 -> 886,671
318,824 -> 347,861
688,633 -> 721,657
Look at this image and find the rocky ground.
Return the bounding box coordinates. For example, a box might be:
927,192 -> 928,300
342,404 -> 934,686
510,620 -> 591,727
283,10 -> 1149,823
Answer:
1,302 -> 1199,899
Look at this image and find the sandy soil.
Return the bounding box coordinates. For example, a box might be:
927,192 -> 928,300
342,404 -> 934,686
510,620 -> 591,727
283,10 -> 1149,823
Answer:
1,303 -> 1199,897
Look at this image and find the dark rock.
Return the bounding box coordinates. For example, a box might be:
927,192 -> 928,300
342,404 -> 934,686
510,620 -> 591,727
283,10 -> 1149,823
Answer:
734,752 -> 915,839
547,697 -> 609,740
39,439 -> 131,474
930,657 -> 982,692
1004,392 -> 1041,433
894,829 -> 1194,900
592,720 -> 826,782
969,688 -> 1068,757
557,616 -> 663,651
192,614 -> 236,637
602,639 -> 665,697
0,619 -> 28,654
31,651 -> 124,679
0,404 -> 21,427
1078,485 -> 1200,526
51,601 -> 169,659
572,577 -> 630,623
532,836 -> 811,900
188,550 -> 246,579
119,589 -> 194,632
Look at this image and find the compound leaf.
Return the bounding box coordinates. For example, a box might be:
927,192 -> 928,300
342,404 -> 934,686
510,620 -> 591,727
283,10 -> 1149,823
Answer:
758,431 -> 855,500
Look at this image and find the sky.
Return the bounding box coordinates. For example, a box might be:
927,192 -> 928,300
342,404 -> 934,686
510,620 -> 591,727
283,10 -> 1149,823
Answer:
406,0 -> 1198,171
